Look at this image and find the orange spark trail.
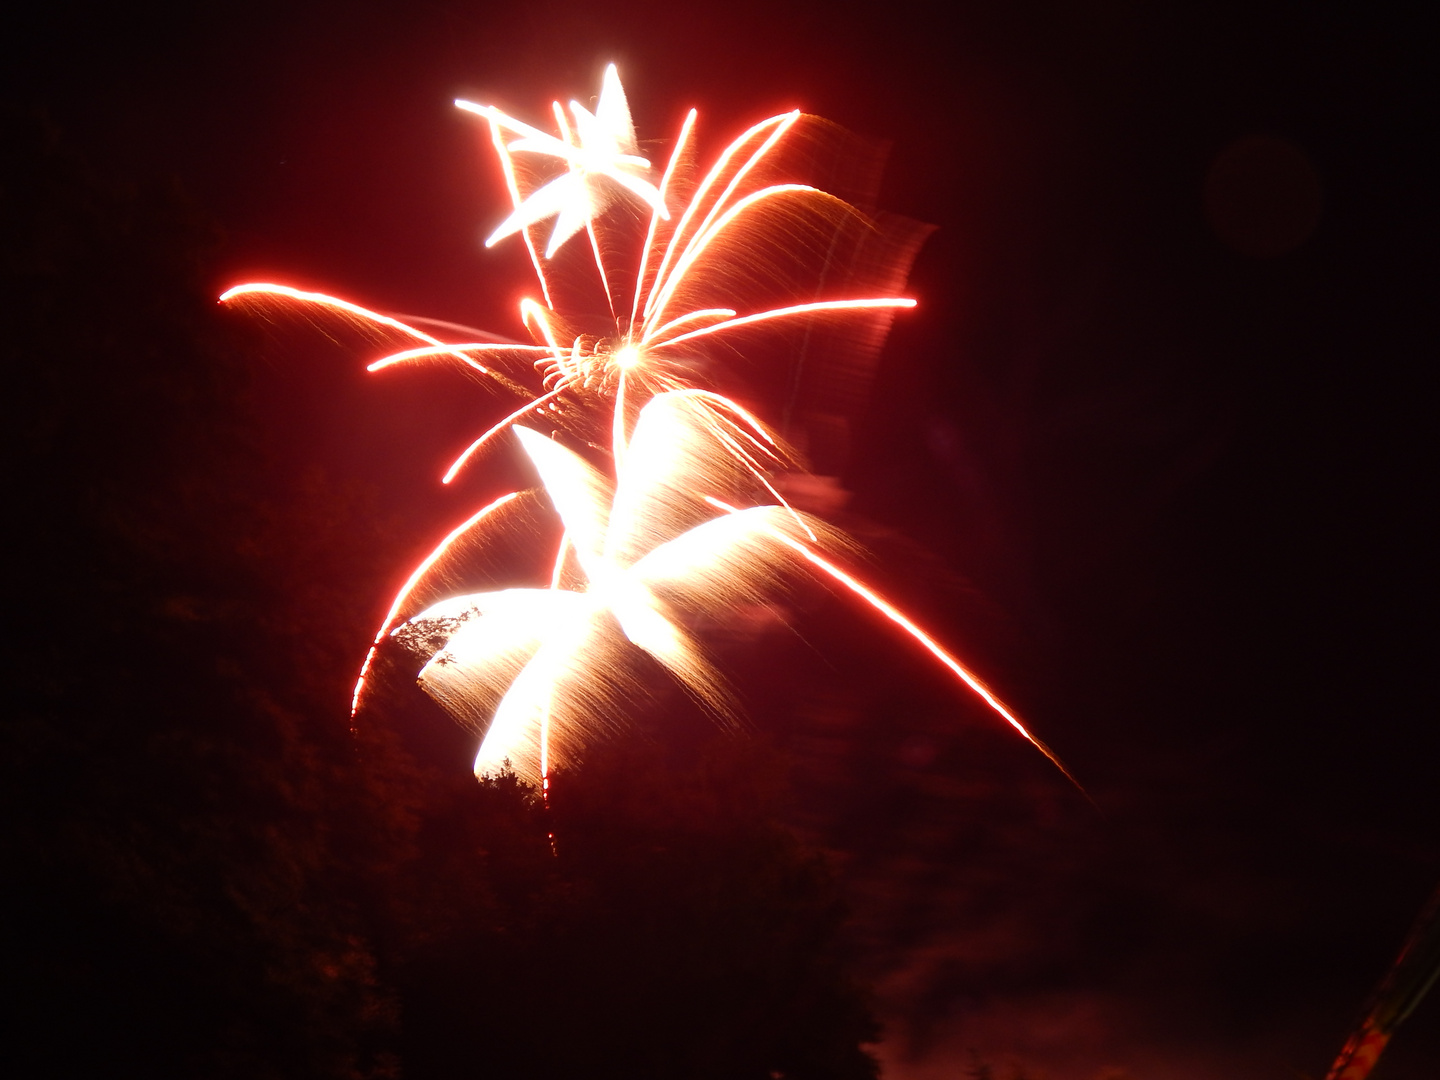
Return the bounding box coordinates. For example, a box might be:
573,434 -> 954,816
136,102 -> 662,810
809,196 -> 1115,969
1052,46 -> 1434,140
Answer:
640,111 -> 799,323
350,491 -> 521,720
221,283 -> 494,374
653,298 -> 918,349
705,496 -> 1084,793
642,181 -> 819,333
642,307 -> 738,345
631,108 -> 698,334
220,282 -> 541,403
366,341 -> 554,373
441,384 -> 571,484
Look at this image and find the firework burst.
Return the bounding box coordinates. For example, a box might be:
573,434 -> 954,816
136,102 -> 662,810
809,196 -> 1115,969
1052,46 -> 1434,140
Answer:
398,392 -> 841,785
222,65 -> 1076,791
223,65 -> 922,480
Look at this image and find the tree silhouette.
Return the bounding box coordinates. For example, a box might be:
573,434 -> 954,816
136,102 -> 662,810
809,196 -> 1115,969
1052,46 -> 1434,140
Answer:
371,738 -> 880,1080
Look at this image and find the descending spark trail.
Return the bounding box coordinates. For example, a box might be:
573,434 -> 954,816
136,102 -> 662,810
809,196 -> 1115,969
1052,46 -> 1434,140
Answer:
437,385 -> 572,486
704,497 -> 1082,792
220,282 -> 525,380
350,491 -> 520,719
223,64 -> 1073,791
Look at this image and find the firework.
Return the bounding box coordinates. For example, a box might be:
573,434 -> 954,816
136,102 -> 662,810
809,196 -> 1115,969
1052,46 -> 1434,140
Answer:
222,65 -> 1074,790
224,65 -> 922,481
399,391 -> 838,785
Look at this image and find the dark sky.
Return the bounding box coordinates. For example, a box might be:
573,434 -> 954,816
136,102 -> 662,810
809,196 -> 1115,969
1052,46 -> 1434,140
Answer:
6,1 -> 1436,1077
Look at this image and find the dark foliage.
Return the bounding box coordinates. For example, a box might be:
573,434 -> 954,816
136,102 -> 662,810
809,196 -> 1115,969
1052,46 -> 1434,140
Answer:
3,105 -> 399,1079
1,107 -> 879,1078
378,742 -> 879,1080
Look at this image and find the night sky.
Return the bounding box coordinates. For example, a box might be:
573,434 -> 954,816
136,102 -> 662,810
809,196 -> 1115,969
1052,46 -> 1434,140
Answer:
5,1 -> 1436,1077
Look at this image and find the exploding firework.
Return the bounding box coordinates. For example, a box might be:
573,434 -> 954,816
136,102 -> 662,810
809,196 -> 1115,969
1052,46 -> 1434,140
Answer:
399,391 -> 845,785
222,65 -> 1075,790
222,64 -> 924,482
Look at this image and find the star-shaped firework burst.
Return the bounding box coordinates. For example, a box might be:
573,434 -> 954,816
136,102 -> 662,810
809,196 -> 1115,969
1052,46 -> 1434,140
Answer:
400,393 -> 832,784
458,63 -> 668,258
